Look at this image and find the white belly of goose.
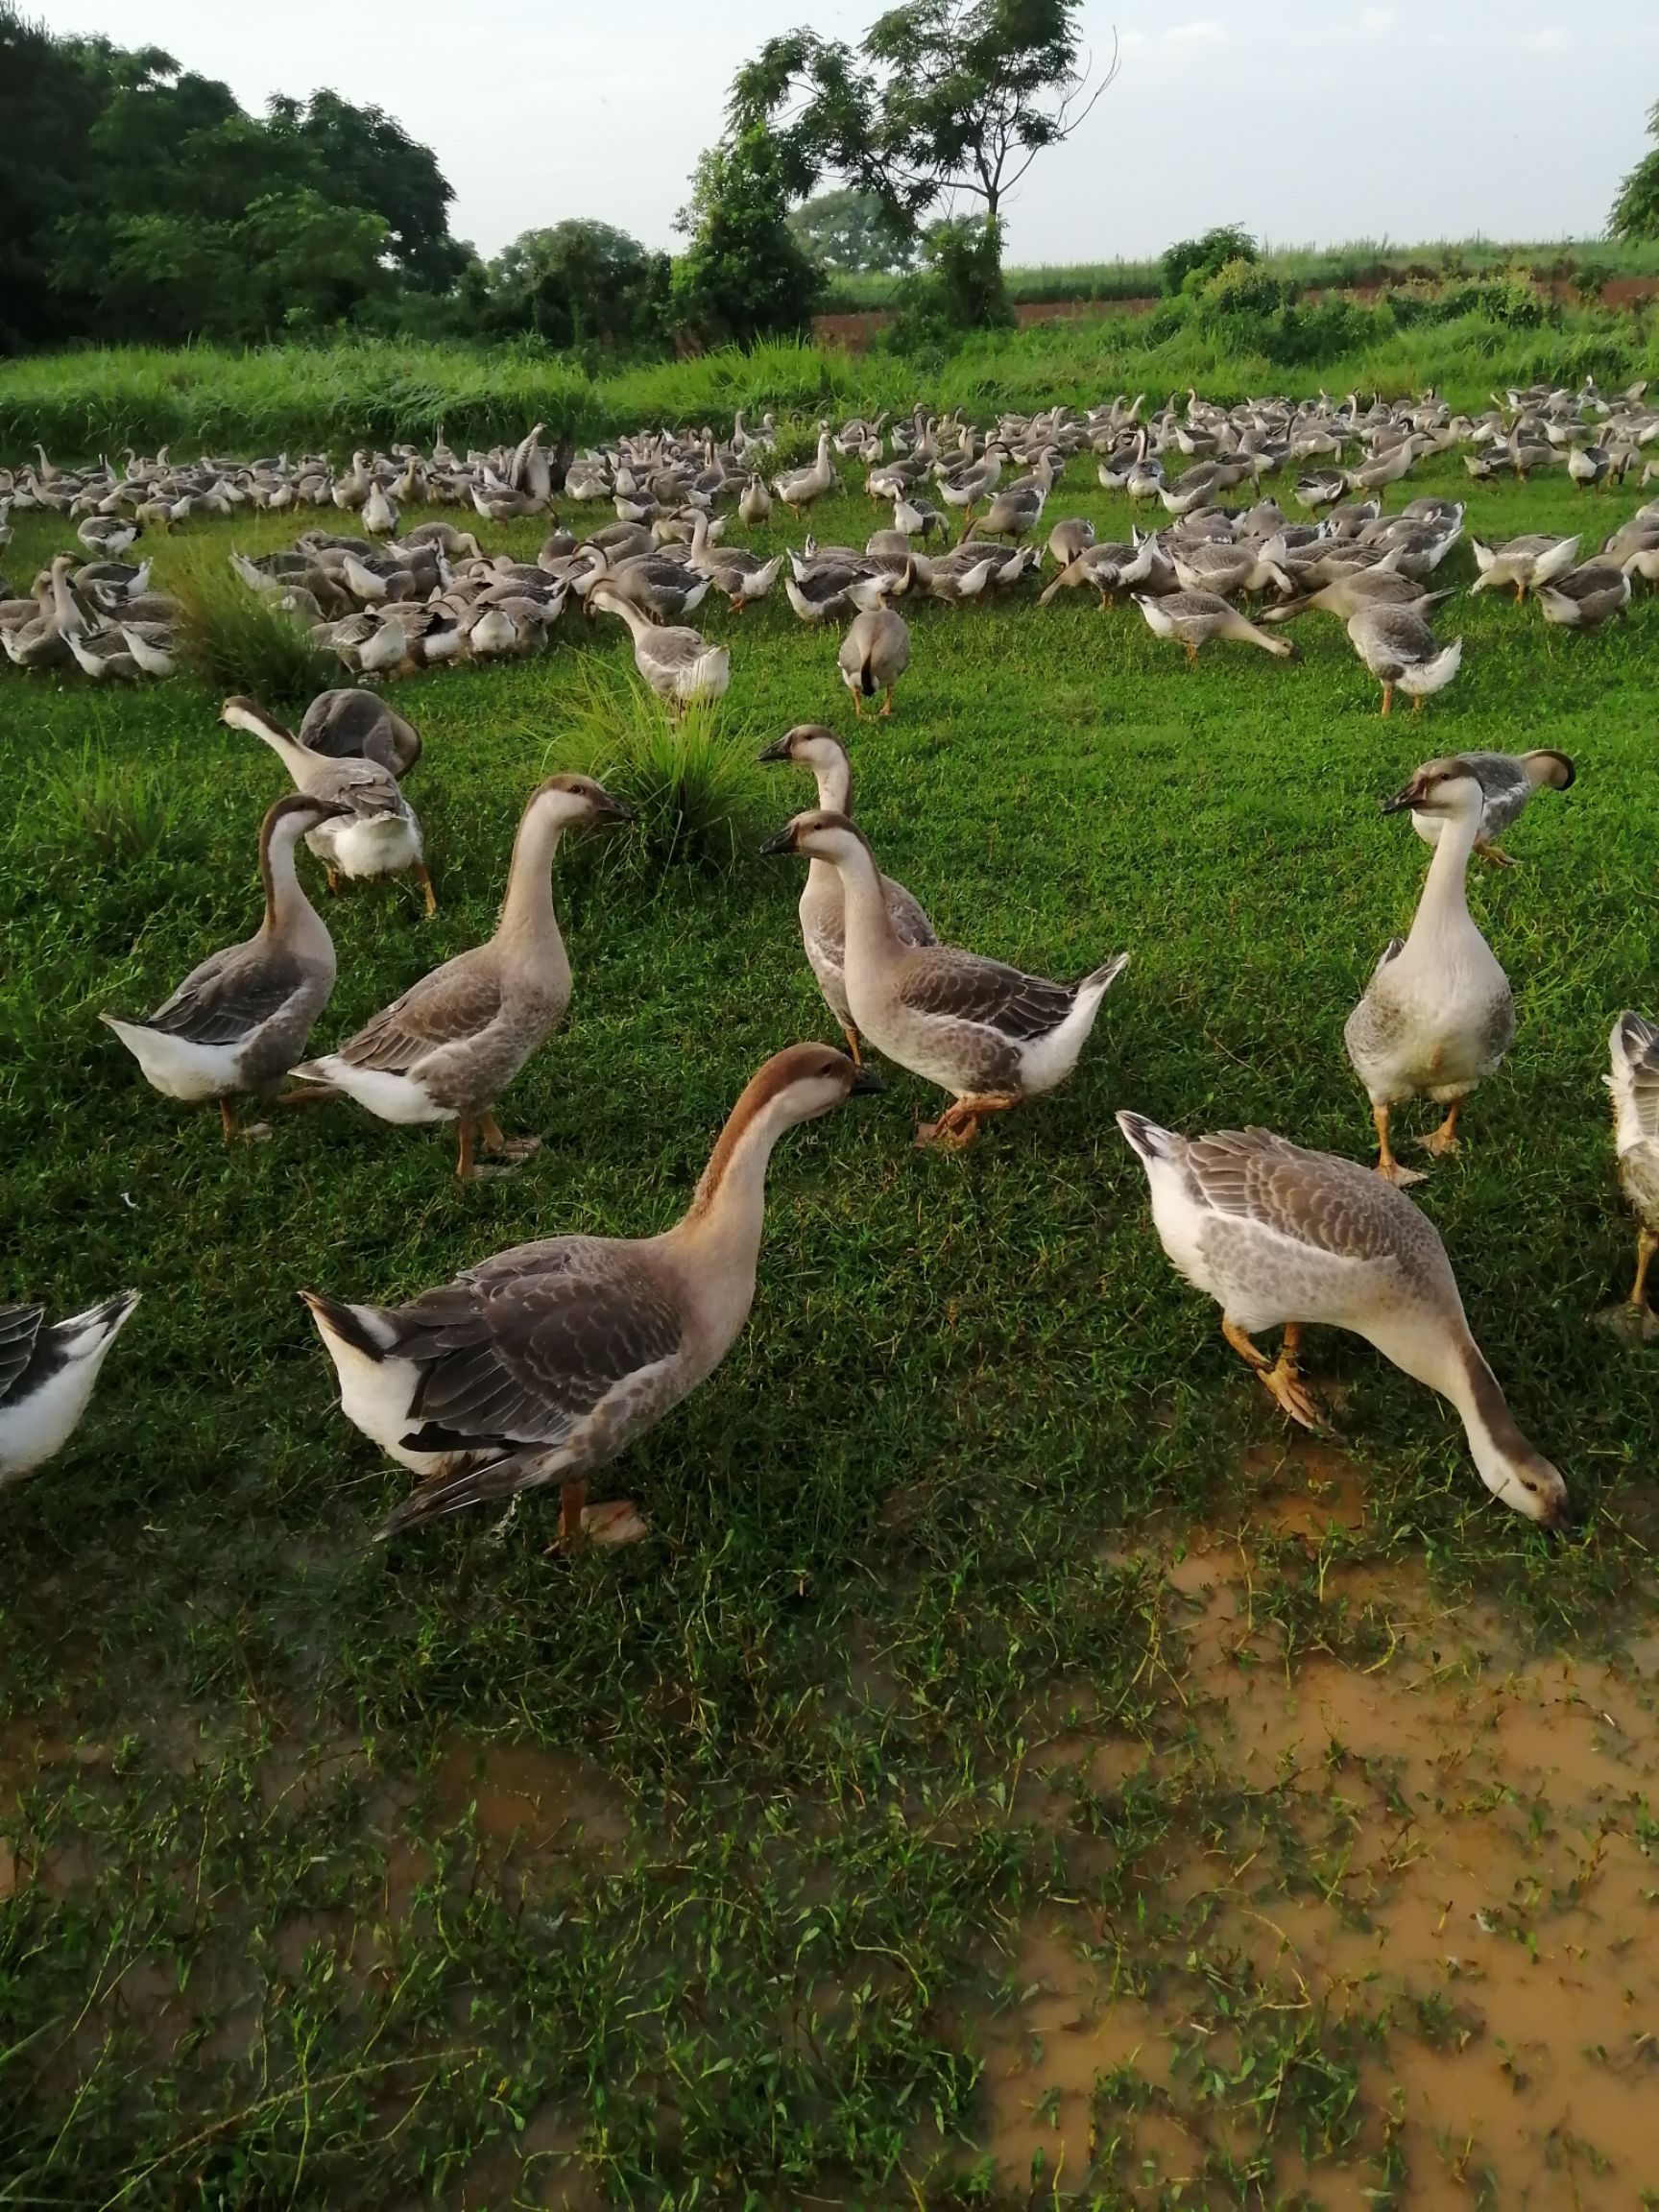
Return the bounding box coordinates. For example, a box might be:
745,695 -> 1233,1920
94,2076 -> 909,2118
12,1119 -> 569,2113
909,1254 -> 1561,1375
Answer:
102,1017 -> 254,1102
311,807 -> 421,880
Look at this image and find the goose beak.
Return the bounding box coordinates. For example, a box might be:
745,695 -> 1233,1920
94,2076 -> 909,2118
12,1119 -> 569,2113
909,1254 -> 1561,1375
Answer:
757,735 -> 793,762
759,825 -> 798,855
1380,783 -> 1421,815
849,1063 -> 884,1094
600,794 -> 636,823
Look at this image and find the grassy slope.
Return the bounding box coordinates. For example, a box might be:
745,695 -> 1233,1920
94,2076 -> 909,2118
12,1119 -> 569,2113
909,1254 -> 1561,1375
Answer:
6,299 -> 1659,459
0,452 -> 1656,2206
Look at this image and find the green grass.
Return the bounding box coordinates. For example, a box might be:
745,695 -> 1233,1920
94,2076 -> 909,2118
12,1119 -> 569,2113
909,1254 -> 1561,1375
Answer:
1,444 -> 1657,2206
7,281 -> 1659,462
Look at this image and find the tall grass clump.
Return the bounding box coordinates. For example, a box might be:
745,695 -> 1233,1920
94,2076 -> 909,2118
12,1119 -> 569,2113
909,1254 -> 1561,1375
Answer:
549,664 -> 770,879
32,741 -> 206,872
172,550 -> 338,706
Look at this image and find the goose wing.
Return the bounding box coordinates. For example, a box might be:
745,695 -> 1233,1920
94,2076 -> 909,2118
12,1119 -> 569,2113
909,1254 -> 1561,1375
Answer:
1178,1127 -> 1430,1265
393,1238 -> 685,1455
147,938 -> 308,1045
898,949 -> 1075,1041
334,950 -> 503,1071
0,1306 -> 44,1407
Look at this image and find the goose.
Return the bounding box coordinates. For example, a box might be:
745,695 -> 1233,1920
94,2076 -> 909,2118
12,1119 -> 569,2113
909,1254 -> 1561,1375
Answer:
76,514 -> 138,559
1345,605 -> 1462,715
361,480 -> 399,537
758,727 -> 935,1062
1470,533 -> 1580,601
0,1293 -> 141,1487
1605,1012 -> 1659,1332
66,626 -> 142,682
1344,760 -> 1514,1185
1294,469 -> 1348,511
1260,570 -> 1446,627
772,430 -> 838,517
116,621 -> 177,677
103,795 -> 348,1139
837,606 -> 910,718
1407,749 -> 1574,866
222,696 -> 434,913
303,1043 -> 879,1541
298,688 -> 422,778
684,511 -> 782,612
761,810 -> 1127,1147
292,776 -> 632,1179
1169,541 -> 1291,599
1133,589 -> 1293,662
1115,1116 -> 1568,1527
738,472 -> 773,527
1536,560 -> 1632,632
1046,517 -> 1095,569
584,550 -> 709,626
936,444 -> 1004,531
587,586 -> 730,713
1037,538 -> 1156,609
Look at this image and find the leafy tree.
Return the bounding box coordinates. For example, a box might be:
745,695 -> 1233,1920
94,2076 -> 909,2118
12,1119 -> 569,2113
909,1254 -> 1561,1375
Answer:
1161,225 -> 1258,297
787,186 -> 913,273
895,213 -> 1013,341
730,1 -> 1116,252
0,4 -> 104,347
267,89 -> 465,291
484,221 -> 669,347
671,124 -> 823,348
1611,101 -> 1659,240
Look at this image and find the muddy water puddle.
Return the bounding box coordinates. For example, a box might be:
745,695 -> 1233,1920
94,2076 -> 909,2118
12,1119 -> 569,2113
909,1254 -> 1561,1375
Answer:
973,1443 -> 1659,2206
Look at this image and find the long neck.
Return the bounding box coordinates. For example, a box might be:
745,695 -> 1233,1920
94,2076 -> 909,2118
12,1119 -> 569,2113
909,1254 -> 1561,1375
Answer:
1366,1303 -> 1536,1503
50,565 -> 84,635
1407,803 -> 1480,945
830,838 -> 899,966
230,706 -> 312,780
261,823 -> 331,963
668,1099 -> 787,1316
494,805 -> 569,964
811,756 -> 852,814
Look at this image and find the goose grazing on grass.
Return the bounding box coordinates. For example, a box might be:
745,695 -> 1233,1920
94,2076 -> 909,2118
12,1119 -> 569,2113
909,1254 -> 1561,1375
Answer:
1604,1012 -> 1659,1334
1115,1116 -> 1568,1528
837,606 -> 910,717
1344,760 -> 1514,1186
757,727 -> 935,1062
1536,560 -> 1632,633
1345,605 -> 1462,715
762,810 -> 1127,1148
588,585 -> 730,713
304,1044 -> 879,1543
0,1293 -> 140,1488
298,687 -> 422,778
223,695 -> 435,914
1407,749 -> 1574,866
104,795 -> 347,1139
1470,532 -> 1580,602
293,776 -> 631,1179
1133,589 -> 1294,663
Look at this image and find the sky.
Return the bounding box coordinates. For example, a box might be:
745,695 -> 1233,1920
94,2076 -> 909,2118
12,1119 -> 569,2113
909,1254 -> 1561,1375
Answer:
34,0 -> 1659,266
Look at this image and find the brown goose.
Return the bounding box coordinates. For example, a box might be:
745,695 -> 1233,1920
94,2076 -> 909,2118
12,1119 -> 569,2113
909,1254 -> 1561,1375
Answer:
757,727 -> 935,1061
836,606 -> 910,717
103,794 -> 348,1139
762,810 -> 1127,1147
292,776 -> 631,1178
303,1044 -> 879,1542
298,688 -> 422,778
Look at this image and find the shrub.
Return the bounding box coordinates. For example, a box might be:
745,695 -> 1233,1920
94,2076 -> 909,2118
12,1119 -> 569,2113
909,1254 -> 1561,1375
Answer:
1196,257 -> 1293,322
35,744 -> 207,871
551,665 -> 770,878
174,553 -> 339,706
887,215 -> 1014,348
1163,225 -> 1258,296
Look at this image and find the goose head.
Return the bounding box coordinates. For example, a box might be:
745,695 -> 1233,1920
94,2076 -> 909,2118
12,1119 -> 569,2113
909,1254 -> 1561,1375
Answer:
725,1043 -> 884,1144
1520,749 -> 1575,794
523,772 -> 635,830
757,725 -> 852,807
759,807 -> 871,874
1381,759 -> 1484,823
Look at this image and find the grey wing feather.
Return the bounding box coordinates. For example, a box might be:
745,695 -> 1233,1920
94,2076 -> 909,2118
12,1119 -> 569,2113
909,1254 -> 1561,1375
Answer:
335,952 -> 502,1071
149,940 -> 307,1045
1181,1127 -> 1444,1268
899,950 -> 1075,1040
393,1241 -> 684,1450
0,1306 -> 43,1406
884,877 -> 936,949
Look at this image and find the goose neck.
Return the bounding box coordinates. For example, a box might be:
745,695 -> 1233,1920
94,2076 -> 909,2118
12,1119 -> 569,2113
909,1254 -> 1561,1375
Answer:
1407,802 -> 1479,942
494,805 -> 568,960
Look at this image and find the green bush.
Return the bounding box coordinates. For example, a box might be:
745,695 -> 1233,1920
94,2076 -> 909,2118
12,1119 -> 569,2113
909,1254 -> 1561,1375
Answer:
1195,257 -> 1293,322
173,554 -> 339,706
1163,225 -> 1258,297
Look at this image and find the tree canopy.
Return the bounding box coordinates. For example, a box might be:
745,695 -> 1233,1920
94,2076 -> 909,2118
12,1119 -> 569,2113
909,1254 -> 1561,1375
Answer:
729,0 -> 1115,242
0,3 -> 463,349
482,222 -> 670,349
671,125 -> 824,349
1611,101 -> 1659,241
787,186 -> 915,274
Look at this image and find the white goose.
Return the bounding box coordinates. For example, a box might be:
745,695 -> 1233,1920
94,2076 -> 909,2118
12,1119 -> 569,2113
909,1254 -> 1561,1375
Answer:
1344,761 -> 1514,1184
0,1294 -> 140,1487
1116,1115 -> 1568,1527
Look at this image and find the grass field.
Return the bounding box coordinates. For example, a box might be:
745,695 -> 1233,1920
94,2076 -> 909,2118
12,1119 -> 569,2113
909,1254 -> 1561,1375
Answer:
2,444 -> 1658,2207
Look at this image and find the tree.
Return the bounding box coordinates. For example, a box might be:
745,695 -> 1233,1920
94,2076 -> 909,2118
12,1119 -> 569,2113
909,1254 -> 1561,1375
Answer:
730,1 -> 1116,248
267,89 -> 466,291
787,186 -> 913,273
484,221 -> 668,348
1161,225 -> 1258,297
671,124 -> 823,348
1611,101 -> 1659,240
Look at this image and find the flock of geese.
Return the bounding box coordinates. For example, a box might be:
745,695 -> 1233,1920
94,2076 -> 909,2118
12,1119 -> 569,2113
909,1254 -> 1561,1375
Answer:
4,379 -> 1658,1550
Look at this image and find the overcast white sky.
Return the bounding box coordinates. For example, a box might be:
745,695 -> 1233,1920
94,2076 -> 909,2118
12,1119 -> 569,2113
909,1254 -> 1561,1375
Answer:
34,1 -> 1659,265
